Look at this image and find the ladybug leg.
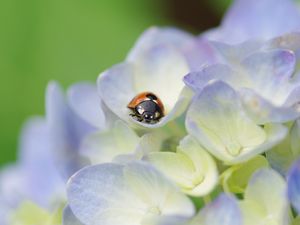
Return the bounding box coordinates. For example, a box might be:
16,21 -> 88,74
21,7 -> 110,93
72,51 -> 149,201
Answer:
129,113 -> 143,122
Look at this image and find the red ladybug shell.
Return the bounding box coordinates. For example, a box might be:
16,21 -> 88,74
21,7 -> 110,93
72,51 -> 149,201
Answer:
127,92 -> 165,115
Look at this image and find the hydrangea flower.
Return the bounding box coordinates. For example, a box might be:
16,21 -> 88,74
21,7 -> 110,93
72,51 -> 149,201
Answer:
2,0 -> 300,224
97,27 -> 218,129
0,81 -> 109,224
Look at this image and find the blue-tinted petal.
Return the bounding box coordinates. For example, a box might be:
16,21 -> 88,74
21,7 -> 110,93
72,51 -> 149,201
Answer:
141,215 -> 188,225
0,199 -> 10,225
0,117 -> 66,214
127,26 -> 218,71
18,117 -> 65,209
183,64 -> 239,93
46,82 -> 89,180
204,0 -> 300,44
240,88 -> 300,124
63,205 -> 84,225
288,158 -> 300,214
210,40 -> 263,65
241,50 -> 296,104
0,165 -> 24,208
191,194 -> 242,225
67,82 -> 106,130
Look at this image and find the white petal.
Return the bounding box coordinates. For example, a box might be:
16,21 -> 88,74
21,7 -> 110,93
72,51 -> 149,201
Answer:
241,168 -> 288,225
129,44 -> 189,113
145,136 -> 218,196
186,81 -> 267,164
80,120 -> 140,164
67,162 -> 195,225
98,62 -> 136,122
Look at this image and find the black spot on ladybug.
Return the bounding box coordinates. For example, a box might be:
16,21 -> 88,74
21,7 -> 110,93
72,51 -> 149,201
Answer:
146,93 -> 157,101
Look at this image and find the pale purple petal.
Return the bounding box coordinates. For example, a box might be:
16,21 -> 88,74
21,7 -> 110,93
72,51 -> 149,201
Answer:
67,82 -> 106,130
46,82 -> 90,180
0,165 -> 24,208
0,117 -> 65,210
18,117 -> 65,209
63,205 -> 84,225
195,194 -> 242,225
127,26 -> 218,71
241,50 -> 296,102
204,0 -> 300,44
240,88 -> 300,124
183,64 -> 238,92
287,158 -> 300,214
210,40 -> 264,65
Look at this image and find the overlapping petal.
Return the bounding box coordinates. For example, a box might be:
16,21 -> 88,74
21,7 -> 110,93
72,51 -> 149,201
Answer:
67,162 -> 195,225
97,27 -> 220,129
186,81 -> 287,164
80,120 -> 140,164
145,136 -> 218,196
240,168 -> 289,225
46,82 -> 106,179
221,155 -> 269,193
185,49 -> 300,124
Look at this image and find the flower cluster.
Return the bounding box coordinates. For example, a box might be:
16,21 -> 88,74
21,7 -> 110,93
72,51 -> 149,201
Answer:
1,0 -> 300,224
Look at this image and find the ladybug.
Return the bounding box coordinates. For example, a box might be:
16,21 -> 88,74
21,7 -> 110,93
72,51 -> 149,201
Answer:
127,92 -> 165,124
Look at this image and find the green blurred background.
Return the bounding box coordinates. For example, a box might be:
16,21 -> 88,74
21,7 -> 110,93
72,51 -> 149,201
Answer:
0,0 -> 233,166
